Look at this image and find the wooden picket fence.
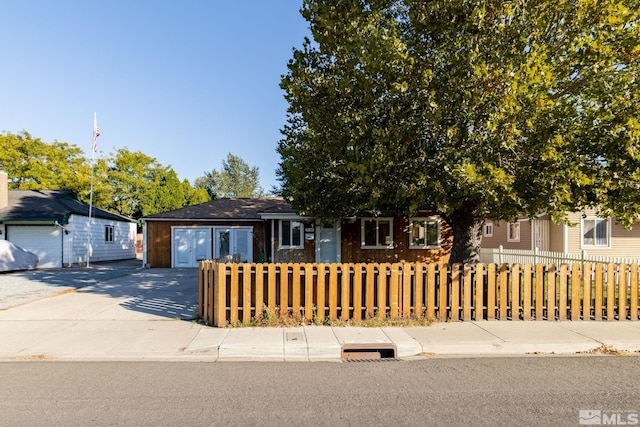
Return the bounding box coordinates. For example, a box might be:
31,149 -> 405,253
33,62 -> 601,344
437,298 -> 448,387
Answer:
197,261 -> 640,327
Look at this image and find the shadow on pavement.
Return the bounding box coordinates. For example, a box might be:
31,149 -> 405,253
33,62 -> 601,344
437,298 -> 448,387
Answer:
85,268 -> 200,320
0,259 -> 200,320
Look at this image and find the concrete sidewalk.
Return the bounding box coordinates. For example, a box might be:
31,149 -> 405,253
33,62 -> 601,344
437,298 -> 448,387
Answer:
0,265 -> 639,361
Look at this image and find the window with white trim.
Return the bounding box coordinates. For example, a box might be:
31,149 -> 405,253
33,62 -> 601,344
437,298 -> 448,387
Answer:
361,218 -> 393,248
279,220 -> 303,249
105,225 -> 114,243
507,222 -> 520,242
409,217 -> 441,249
484,222 -> 493,237
582,217 -> 610,248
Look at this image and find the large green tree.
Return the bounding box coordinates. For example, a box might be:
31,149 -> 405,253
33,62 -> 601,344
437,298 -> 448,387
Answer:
278,0 -> 640,263
195,153 -> 264,199
0,132 -> 208,219
0,131 -> 91,195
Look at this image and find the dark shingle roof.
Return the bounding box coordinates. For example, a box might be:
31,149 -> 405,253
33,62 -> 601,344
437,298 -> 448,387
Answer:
0,190 -> 135,223
143,197 -> 297,220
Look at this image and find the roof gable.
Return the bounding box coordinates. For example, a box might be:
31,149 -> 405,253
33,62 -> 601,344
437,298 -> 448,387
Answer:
0,190 -> 134,223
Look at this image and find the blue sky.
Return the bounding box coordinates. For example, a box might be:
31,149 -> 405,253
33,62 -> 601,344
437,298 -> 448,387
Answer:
1,1 -> 310,192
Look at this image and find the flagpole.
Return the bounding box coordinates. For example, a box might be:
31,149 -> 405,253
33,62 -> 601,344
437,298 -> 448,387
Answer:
88,112 -> 99,267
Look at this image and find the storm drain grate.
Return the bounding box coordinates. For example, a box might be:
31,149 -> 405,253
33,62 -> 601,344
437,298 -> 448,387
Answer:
341,343 -> 399,362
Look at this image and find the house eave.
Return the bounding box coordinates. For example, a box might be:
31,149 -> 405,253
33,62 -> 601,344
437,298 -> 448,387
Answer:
141,217 -> 264,222
258,213 -> 310,220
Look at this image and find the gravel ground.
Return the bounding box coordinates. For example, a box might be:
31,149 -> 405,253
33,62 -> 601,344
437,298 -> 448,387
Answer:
0,259 -> 142,310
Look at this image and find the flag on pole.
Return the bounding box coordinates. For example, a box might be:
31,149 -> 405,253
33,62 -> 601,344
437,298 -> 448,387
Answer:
93,113 -> 100,152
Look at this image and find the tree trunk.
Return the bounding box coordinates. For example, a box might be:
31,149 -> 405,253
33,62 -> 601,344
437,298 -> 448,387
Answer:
446,202 -> 484,265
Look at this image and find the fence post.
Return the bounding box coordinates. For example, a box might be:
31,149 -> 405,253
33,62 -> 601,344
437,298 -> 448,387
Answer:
450,264 -> 460,321
511,264 -> 521,320
317,264 -> 327,320
487,263 -> 496,320
329,264 -> 339,320
463,264 -> 472,321
631,264 -> 639,321
305,264 -> 315,322
214,263 -> 227,327
475,263 -> 484,320
389,264 -> 400,319
522,264 -> 532,320
571,264 -> 581,320
582,263 -> 591,320
594,263 -> 604,321
229,264 -> 239,325
547,264 -> 556,320
341,264 -> 352,321
439,264 -> 449,321
619,264 -> 627,321
535,264 -> 544,320
499,245 -> 504,265
426,263 -> 436,320
558,264 -> 568,320
353,264 -> 364,321
607,263 -> 616,320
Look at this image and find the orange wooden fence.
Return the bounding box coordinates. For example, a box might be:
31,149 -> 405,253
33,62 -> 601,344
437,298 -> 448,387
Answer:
197,261 -> 640,327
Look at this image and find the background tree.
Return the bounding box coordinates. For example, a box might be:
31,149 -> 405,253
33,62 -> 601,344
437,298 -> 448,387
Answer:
195,153 -> 264,198
0,131 -> 90,195
1,132 -> 209,219
97,148 -> 193,219
278,0 -> 640,263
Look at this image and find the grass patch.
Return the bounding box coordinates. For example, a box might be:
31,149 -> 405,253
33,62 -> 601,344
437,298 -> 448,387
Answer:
223,307 -> 434,328
578,344 -> 630,355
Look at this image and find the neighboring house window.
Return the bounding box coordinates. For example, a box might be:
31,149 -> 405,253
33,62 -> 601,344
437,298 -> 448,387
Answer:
484,222 -> 493,237
582,217 -> 610,248
280,220 -> 303,249
409,217 -> 441,249
507,222 -> 520,242
105,225 -> 114,243
361,218 -> 393,248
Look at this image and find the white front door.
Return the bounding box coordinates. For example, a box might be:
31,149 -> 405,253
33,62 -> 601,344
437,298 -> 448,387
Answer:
316,222 -> 340,263
173,228 -> 212,268
532,219 -> 549,251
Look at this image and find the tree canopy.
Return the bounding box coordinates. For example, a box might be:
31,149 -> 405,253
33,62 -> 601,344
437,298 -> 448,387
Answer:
278,0 -> 640,263
0,132 -> 209,220
194,153 -> 265,199
0,131 -> 90,195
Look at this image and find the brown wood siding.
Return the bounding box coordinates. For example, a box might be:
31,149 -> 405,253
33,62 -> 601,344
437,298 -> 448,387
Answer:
273,220 -> 316,263
145,220 -> 267,268
340,216 -> 451,263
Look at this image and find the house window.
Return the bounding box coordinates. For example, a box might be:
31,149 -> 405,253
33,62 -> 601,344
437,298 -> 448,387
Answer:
105,225 -> 114,243
361,218 -> 393,248
280,220 -> 303,249
582,217 -> 610,248
409,218 -> 441,249
484,222 -> 493,237
507,222 -> 520,242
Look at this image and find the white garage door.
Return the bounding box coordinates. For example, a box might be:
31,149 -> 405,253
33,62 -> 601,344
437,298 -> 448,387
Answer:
7,225 -> 62,268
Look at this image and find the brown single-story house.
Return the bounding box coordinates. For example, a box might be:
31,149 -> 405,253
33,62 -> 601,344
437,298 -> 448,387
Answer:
141,197 -> 452,267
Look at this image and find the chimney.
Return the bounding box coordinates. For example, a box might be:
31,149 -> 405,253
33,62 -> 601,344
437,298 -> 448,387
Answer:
0,171 -> 8,209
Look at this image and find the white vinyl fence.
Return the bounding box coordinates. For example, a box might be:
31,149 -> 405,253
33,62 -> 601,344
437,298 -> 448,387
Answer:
480,246 -> 640,266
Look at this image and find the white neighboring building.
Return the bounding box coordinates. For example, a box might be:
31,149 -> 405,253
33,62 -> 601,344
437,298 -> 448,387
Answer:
0,171 -> 137,268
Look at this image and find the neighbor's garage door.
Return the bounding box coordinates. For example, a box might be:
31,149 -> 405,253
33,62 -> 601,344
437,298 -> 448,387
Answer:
7,225 -> 62,268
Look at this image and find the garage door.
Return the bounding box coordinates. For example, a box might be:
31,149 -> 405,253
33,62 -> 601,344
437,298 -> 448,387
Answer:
7,225 -> 62,268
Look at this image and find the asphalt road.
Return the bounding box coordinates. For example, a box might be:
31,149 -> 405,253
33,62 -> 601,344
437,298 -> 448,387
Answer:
1,356 -> 638,426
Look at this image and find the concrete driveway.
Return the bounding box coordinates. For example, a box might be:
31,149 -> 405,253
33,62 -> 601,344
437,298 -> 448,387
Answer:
0,259 -> 199,319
